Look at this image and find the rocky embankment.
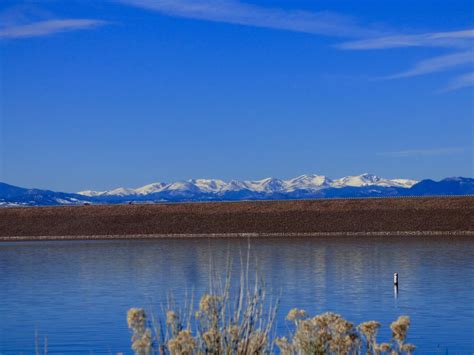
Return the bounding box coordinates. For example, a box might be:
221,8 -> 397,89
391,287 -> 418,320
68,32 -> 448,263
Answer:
0,197 -> 472,241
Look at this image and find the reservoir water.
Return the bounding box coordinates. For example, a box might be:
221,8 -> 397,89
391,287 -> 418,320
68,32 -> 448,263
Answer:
0,236 -> 473,353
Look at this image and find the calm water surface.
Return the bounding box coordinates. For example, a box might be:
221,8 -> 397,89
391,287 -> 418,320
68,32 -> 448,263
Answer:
0,236 -> 473,354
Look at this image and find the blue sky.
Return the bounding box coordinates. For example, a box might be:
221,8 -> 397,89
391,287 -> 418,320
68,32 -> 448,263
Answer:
1,0 -> 473,192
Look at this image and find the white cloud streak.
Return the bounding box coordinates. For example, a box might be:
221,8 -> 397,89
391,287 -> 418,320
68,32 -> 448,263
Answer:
338,29 -> 474,50
117,0 -> 382,38
378,147 -> 465,158
441,72 -> 474,92
116,0 -> 474,92
0,19 -> 107,39
385,51 -> 473,79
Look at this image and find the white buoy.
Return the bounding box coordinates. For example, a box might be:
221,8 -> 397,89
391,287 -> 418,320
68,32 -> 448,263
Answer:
393,272 -> 399,286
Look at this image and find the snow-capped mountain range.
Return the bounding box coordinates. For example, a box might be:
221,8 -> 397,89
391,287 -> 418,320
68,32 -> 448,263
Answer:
79,173 -> 417,197
2,175 -> 472,207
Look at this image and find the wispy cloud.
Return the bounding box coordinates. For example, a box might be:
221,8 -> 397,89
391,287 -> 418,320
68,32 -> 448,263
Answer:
0,19 -> 108,39
378,147 -> 465,158
338,27 -> 474,90
117,0 -> 382,38
117,0 -> 474,92
385,51 -> 473,79
337,29 -> 474,50
441,72 -> 474,92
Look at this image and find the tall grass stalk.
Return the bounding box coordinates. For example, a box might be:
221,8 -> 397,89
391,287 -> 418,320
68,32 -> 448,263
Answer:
128,244 -> 278,354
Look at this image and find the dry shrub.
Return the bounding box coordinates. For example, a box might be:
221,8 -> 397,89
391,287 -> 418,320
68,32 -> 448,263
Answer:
276,309 -> 415,355
277,311 -> 359,354
128,301 -> 416,355
127,308 -> 153,355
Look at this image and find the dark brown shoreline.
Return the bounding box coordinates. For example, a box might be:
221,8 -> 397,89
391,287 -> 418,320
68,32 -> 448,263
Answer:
0,197 -> 472,241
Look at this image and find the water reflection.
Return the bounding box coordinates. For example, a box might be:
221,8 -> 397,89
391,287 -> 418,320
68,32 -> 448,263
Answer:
0,236 -> 473,353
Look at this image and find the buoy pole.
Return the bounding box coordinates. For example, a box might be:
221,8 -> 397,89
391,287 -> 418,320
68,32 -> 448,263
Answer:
393,273 -> 399,300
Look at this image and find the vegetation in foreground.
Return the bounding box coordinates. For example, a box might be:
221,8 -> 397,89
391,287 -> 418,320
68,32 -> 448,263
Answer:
128,307 -> 414,355
127,260 -> 415,355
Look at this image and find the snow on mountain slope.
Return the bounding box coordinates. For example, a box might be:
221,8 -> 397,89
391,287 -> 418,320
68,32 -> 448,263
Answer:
161,181 -> 201,192
331,173 -> 416,188
79,187 -> 136,197
78,173 -> 417,197
332,173 -> 382,187
285,174 -> 332,191
135,182 -> 167,195
389,179 -> 418,188
78,190 -> 103,197
190,179 -> 227,193
222,180 -> 249,192
243,178 -> 286,193
105,187 -> 137,196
